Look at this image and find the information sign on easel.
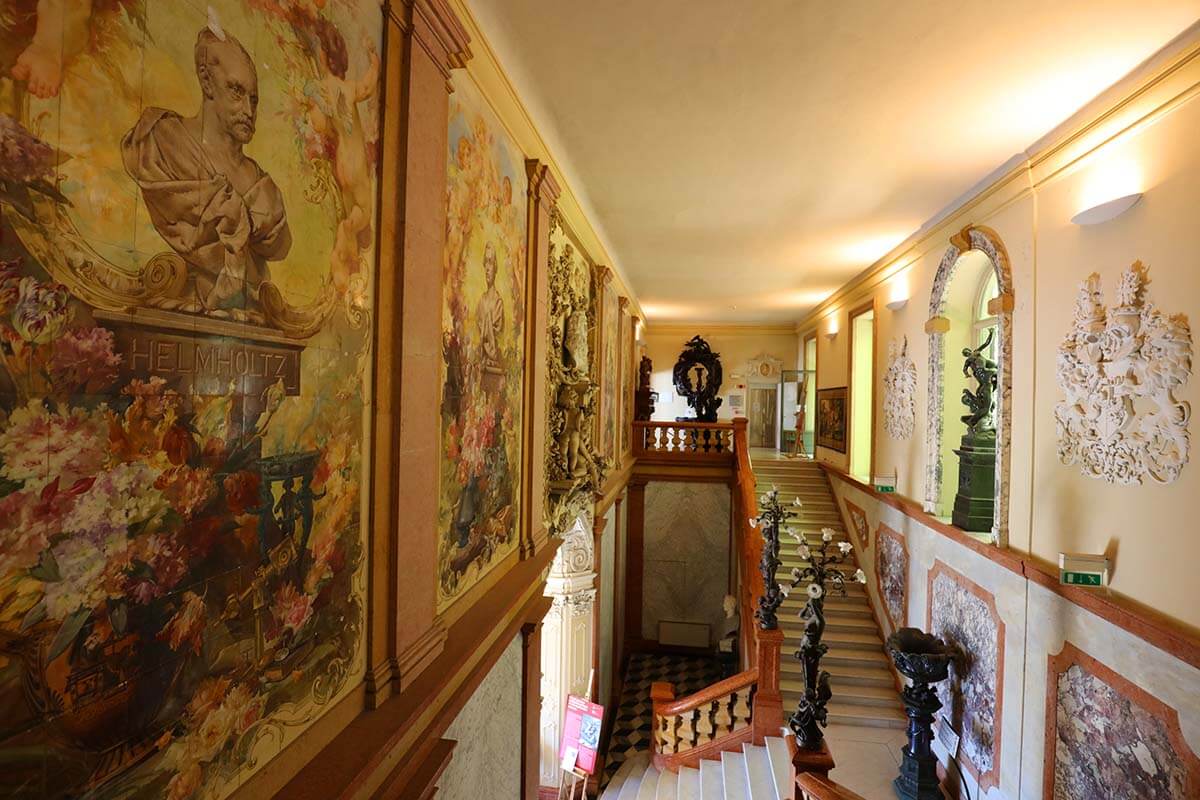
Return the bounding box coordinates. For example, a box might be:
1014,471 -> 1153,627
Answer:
557,671 -> 605,800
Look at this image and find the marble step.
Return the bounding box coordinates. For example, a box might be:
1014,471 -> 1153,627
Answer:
677,765 -> 701,800
825,700 -> 907,729
699,756 -> 725,799
782,679 -> 901,709
785,629 -> 883,651
794,615 -> 879,635
654,766 -> 677,800
741,744 -> 777,800
765,736 -> 793,799
805,645 -> 891,669
634,764 -> 659,800
782,596 -> 872,614
720,751 -> 750,800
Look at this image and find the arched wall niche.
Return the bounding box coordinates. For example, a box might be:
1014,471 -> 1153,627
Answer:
924,225 -> 1014,545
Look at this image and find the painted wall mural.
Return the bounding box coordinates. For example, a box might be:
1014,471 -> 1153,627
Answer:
1055,261 -> 1192,486
598,273 -> 618,463
1045,643 -> 1200,800
438,73 -> 528,610
619,300 -> 633,457
874,524 -> 907,632
927,560 -> 1004,792
843,498 -> 869,551
0,1 -> 380,797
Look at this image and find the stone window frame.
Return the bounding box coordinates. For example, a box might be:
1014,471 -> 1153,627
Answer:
923,225 -> 1014,546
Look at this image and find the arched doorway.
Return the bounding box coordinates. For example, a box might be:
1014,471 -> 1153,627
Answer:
924,226 -> 1014,544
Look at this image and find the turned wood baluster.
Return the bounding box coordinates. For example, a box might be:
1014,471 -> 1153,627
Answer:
684,709 -> 700,749
696,700 -> 716,743
733,690 -> 752,728
714,693 -> 733,736
660,714 -> 678,753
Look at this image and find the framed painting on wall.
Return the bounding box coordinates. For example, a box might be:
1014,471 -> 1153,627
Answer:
0,2 -> 383,797
817,386 -> 849,453
437,73 -> 529,611
596,269 -> 619,464
619,299 -> 633,458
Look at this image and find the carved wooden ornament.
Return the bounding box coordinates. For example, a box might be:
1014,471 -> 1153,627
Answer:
1055,261 -> 1192,485
883,336 -> 917,440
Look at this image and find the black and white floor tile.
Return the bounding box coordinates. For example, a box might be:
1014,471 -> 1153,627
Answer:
601,652 -> 724,786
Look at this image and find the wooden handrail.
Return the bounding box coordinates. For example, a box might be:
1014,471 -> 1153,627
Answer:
652,668 -> 758,717
797,774 -> 869,800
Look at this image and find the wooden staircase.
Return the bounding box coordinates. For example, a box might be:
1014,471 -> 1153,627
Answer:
751,458 -> 906,731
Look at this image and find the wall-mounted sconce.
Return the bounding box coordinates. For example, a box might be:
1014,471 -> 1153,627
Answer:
885,269 -> 909,311
824,317 -> 839,340
1071,193 -> 1143,226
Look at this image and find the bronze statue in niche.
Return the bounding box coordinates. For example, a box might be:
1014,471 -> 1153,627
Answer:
960,329 -> 998,434
672,335 -> 723,422
953,329 -> 998,531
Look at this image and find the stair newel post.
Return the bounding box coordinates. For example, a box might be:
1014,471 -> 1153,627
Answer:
750,487 -> 786,745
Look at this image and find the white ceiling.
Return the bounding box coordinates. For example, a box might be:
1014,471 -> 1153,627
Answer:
467,1 -> 1199,324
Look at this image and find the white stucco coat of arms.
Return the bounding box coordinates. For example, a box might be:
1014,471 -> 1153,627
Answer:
1055,261 -> 1192,485
883,336 -> 917,440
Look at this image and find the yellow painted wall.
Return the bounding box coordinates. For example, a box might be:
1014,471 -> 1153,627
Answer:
645,327 -> 799,423
797,36 -> 1200,629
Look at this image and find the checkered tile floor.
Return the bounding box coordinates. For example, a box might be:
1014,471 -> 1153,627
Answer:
601,652 -> 725,786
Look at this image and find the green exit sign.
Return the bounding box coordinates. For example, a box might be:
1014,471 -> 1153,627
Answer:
1061,571 -> 1102,586
876,485 -> 896,493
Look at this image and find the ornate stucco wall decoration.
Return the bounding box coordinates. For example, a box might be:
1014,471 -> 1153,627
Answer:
545,212 -> 605,535
883,336 -> 917,440
843,498 -> 869,551
927,561 -> 1005,793
874,524 -> 908,633
1055,261 -> 1192,485
1045,642 -> 1200,799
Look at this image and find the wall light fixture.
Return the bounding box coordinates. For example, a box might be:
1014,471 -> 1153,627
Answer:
1071,193 -> 1143,226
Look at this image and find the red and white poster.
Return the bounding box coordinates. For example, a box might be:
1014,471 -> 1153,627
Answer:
558,694 -> 605,775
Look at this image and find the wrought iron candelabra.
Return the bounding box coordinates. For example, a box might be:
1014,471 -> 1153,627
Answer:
752,488 -> 786,630
784,518 -> 866,750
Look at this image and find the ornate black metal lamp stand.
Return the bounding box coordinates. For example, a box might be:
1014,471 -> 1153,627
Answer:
887,628 -> 953,800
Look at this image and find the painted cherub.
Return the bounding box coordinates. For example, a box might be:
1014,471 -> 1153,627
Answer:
10,0 -> 94,98
305,16 -> 380,294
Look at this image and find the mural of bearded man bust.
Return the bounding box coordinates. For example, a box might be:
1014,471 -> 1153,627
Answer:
121,24 -> 292,321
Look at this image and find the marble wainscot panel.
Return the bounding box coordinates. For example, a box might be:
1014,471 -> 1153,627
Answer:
1045,643 -> 1200,799
642,482 -> 731,645
875,523 -> 908,634
843,498 -> 870,551
437,635 -> 523,799
927,560 -> 1005,793
1021,578 -> 1200,799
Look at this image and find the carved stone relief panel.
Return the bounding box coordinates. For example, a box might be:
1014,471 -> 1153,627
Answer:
545,211 -> 605,535
927,560 -> 1005,793
883,336 -> 917,440
1055,261 -> 1192,485
1045,642 -> 1200,799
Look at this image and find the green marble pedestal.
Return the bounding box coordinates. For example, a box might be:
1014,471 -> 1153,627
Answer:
952,429 -> 996,532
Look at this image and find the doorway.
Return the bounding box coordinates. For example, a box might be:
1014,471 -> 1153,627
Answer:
748,385 -> 778,448
801,334 -> 817,457
849,303 -> 875,480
